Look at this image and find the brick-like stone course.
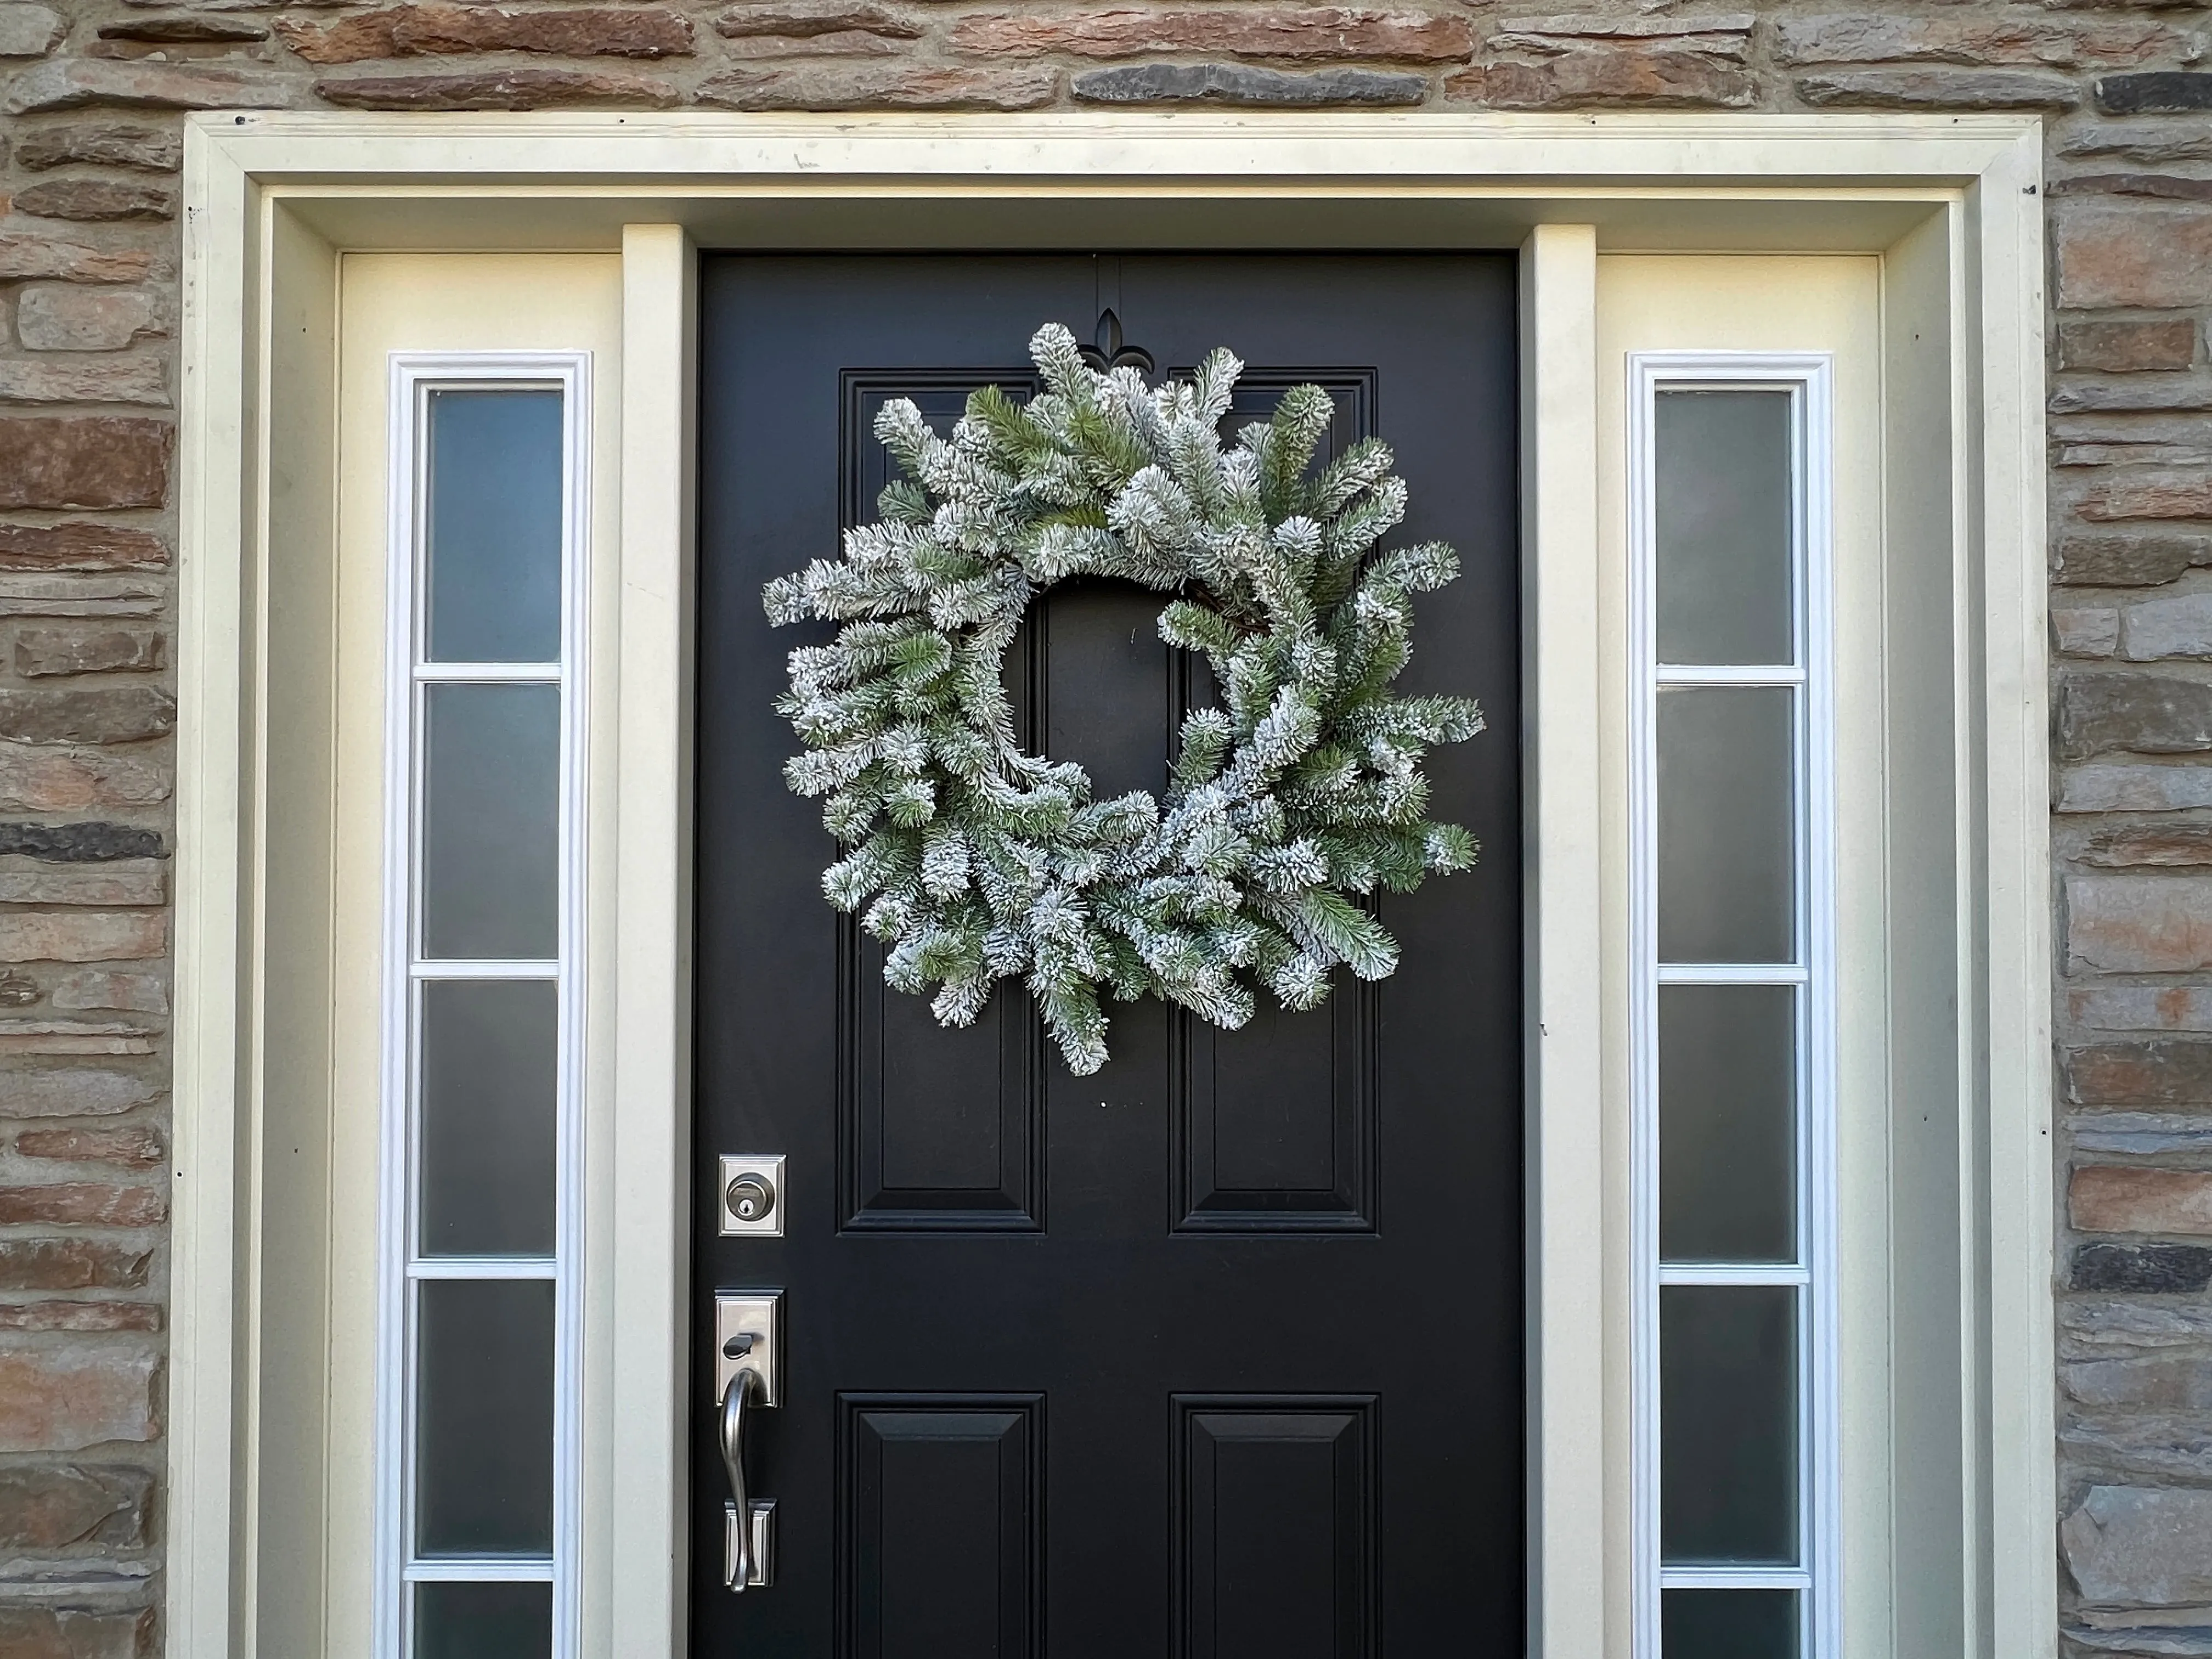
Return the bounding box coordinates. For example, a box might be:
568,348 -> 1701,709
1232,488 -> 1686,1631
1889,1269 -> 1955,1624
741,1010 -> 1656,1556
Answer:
0,0 -> 2202,1646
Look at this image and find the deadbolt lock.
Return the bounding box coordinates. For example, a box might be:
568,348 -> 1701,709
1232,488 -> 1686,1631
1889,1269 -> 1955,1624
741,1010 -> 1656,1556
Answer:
718,1154 -> 786,1237
728,1172 -> 774,1223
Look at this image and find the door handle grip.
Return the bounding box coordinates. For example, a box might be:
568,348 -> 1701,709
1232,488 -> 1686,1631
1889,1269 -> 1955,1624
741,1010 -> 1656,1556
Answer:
719,1366 -> 774,1591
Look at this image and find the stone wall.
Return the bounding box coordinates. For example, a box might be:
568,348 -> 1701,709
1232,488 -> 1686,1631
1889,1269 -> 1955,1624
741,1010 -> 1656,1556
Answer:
2,0 -> 2209,1651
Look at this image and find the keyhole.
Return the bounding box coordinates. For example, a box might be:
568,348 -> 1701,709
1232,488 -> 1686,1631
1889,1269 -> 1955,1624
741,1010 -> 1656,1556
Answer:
727,1171 -> 775,1224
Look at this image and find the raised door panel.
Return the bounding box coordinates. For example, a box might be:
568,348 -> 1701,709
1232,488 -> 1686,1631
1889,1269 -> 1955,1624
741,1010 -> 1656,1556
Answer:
839,1396 -> 1042,1658
1174,1398 -> 1376,1659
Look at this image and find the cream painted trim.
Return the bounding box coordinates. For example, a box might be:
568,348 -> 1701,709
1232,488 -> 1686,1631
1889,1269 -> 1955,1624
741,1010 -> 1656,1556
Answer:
174,111 -> 2052,1659
606,223 -> 698,1659
1519,222 -> 1608,1659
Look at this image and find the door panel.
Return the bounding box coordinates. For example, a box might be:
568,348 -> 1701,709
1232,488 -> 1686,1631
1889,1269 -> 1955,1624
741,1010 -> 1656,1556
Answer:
695,254 -> 1521,1655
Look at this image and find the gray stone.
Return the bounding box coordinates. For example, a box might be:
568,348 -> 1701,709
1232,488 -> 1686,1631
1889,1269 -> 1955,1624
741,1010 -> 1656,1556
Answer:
1,58 -> 301,114
2073,1113 -> 2212,1155
2068,877 -> 2212,973
15,286 -> 167,353
1795,67 -> 2079,109
2063,1300 -> 2212,1354
2066,1357 -> 2212,1410
2057,606 -> 2120,657
0,823 -> 161,862
2126,593 -> 2212,661
2056,535 -> 2212,588
2063,1487 -> 2212,1606
2072,1242 -> 2212,1293
2059,673 -> 2212,760
2059,764 -> 2212,813
0,4 -> 61,56
1071,62 -> 1427,106
2066,123 -> 2212,165
0,357 -> 167,408
2100,72 -> 2212,114
2068,986 -> 2212,1031
0,687 -> 173,745
0,575 -> 162,618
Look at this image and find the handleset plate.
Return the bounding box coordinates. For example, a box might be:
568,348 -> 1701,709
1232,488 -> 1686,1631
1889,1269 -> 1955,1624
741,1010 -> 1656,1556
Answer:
715,1290 -> 782,1593
714,1291 -> 782,1407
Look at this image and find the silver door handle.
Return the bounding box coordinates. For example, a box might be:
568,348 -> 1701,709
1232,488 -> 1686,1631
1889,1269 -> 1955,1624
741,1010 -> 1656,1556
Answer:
719,1364 -> 775,1591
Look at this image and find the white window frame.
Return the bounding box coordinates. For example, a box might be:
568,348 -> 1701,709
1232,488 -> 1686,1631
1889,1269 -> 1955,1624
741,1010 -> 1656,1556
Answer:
171,114 -> 2051,1659
376,352 -> 595,1659
1625,353 -> 1839,1658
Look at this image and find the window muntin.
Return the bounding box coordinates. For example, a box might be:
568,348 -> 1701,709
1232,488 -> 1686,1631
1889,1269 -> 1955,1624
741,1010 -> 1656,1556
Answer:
1631,362 -> 1837,1659
380,361 -> 590,1659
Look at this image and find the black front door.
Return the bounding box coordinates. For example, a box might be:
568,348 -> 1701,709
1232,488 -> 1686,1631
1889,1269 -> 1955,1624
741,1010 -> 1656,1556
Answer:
693,253 -> 1521,1656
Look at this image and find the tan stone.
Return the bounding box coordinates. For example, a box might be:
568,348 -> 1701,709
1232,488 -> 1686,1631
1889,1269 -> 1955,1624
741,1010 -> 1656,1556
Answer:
2069,875 -> 2212,972
0,1608 -> 155,1659
1,57 -> 302,113
0,234 -> 156,285
2058,205 -> 2212,309
1448,47 -> 1753,109
0,1068 -> 161,1118
315,65 -> 684,108
2080,475 -> 2212,521
16,1124 -> 163,1166
51,970 -> 166,1013
0,358 -> 168,408
0,1237 -> 149,1289
278,4 -> 692,63
0,419 -> 169,511
0,1301 -> 160,1332
2082,825 -> 2212,867
15,286 -> 168,353
0,911 -> 166,963
2059,319 -> 2199,373
10,177 -> 174,223
0,746 -> 170,810
698,61 -> 1057,108
949,8 -> 1475,61
2069,985 -> 2212,1030
0,861 -> 165,906
0,575 -> 163,618
1775,14 -> 2196,69
2073,1165 -> 2212,1236
0,1348 -> 157,1449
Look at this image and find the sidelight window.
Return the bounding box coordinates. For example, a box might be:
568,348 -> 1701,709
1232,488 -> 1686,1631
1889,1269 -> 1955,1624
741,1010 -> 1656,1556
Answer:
1629,360 -> 1837,1659
377,358 -> 591,1659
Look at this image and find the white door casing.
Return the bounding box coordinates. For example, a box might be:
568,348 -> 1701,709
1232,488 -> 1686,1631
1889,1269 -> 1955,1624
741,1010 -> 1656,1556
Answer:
174,113 -> 2048,1659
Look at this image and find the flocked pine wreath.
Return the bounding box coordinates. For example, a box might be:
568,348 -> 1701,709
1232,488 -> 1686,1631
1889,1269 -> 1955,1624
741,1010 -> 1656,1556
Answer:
764,322 -> 1485,1076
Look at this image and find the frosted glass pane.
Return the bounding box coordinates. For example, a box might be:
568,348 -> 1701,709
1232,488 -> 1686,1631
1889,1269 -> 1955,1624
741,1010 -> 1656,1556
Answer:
416,1582 -> 551,1659
1657,687 -> 1795,964
1660,984 -> 1796,1263
416,1278 -> 555,1556
425,389 -> 563,664
1661,1285 -> 1798,1565
421,684 -> 559,961
1655,390 -> 1793,666
420,980 -> 557,1257
1662,1589 -> 1798,1659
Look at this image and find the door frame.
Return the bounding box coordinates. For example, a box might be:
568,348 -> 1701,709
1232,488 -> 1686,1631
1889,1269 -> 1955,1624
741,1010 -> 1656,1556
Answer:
173,111 -> 2049,1659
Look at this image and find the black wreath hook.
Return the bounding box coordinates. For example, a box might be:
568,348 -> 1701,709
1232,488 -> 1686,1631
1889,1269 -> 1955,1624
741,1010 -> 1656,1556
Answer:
1075,307 -> 1155,377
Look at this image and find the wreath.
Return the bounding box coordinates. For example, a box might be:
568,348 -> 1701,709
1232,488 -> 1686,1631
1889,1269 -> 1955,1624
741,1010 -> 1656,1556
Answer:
764,323 -> 1484,1076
